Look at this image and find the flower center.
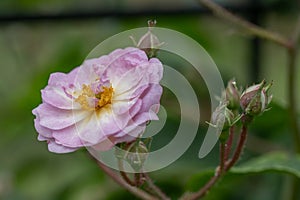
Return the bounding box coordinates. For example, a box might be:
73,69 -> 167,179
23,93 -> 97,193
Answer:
75,84 -> 114,111
95,86 -> 114,110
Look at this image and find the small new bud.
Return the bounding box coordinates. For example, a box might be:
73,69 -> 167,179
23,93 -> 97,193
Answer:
115,139 -> 151,172
224,79 -> 240,110
210,102 -> 235,133
240,80 -> 272,116
131,20 -> 164,58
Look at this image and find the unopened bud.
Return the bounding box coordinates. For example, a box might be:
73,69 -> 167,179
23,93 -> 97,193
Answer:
224,79 -> 240,110
131,20 -> 164,58
240,80 -> 272,116
211,102 -> 235,133
115,139 -> 151,172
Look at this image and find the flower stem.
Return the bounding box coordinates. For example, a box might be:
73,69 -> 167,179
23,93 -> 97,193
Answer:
224,126 -> 234,161
180,126 -> 248,200
143,173 -> 171,200
198,0 -> 291,48
117,159 -> 137,186
181,173 -> 221,200
96,161 -> 159,200
219,142 -> 226,173
225,125 -> 248,170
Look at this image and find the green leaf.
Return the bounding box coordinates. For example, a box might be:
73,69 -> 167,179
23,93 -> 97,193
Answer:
231,152 -> 300,178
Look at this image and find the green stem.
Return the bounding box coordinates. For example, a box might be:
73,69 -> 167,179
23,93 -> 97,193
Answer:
143,173 -> 171,200
219,142 -> 226,173
225,125 -> 248,170
181,126 -> 248,200
117,159 -> 137,186
224,126 -> 234,161
96,161 -> 158,200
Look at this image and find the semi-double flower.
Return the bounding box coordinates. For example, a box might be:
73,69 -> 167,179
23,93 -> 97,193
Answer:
32,47 -> 163,153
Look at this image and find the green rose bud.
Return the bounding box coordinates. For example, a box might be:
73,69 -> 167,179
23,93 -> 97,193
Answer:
210,102 -> 237,141
131,20 -> 164,58
240,80 -> 272,116
115,139 -> 151,172
224,79 -> 240,110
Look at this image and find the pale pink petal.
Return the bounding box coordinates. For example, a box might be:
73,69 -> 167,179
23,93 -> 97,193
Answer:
34,118 -> 52,138
32,108 -> 52,138
148,58 -> 164,83
37,103 -> 89,130
48,140 -> 77,153
111,97 -> 139,115
41,86 -> 80,110
114,121 -> 146,138
91,137 -> 115,151
37,135 -> 49,141
106,47 -> 148,78
48,67 -> 79,86
76,113 -> 108,144
139,84 -> 162,113
52,125 -> 87,148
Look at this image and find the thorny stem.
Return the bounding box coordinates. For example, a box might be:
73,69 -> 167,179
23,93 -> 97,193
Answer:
134,173 -> 145,187
181,126 -> 248,200
225,125 -> 248,170
143,173 -> 171,200
96,161 -> 158,200
219,142 -> 226,173
198,1 -> 300,200
181,172 -> 221,200
117,158 -> 170,199
224,126 -> 234,161
198,0 -> 292,48
117,159 -> 136,186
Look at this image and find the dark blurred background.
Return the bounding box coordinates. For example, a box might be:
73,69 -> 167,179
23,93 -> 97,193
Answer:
0,0 -> 300,199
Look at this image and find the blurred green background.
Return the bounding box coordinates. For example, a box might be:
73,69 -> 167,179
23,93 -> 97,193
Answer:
1,0 -> 300,199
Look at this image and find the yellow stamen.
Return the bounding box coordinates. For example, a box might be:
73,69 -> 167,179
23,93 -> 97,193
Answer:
96,86 -> 114,110
75,84 -> 114,111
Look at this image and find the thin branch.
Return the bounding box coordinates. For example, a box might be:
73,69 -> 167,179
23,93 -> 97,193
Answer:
224,126 -> 234,161
181,173 -> 221,200
291,16 -> 300,43
181,125 -> 248,200
96,161 -> 159,200
198,0 -> 291,48
219,142 -> 226,173
225,125 -> 248,170
117,159 -> 137,186
143,173 -> 171,200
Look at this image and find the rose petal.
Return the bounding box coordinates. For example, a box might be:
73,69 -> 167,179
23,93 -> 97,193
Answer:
41,86 -> 80,110
48,139 -> 78,153
139,84 -> 162,113
37,103 -> 89,130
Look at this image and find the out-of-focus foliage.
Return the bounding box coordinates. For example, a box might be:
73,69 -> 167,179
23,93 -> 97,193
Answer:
0,0 -> 300,199
231,152 -> 300,177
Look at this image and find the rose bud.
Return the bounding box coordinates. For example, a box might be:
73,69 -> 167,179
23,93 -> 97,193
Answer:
210,101 -> 236,141
116,139 -> 151,172
224,79 -> 240,110
240,80 -> 272,116
130,20 -> 164,58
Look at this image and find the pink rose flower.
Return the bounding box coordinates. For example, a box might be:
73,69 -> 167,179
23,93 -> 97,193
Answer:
32,47 -> 163,153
